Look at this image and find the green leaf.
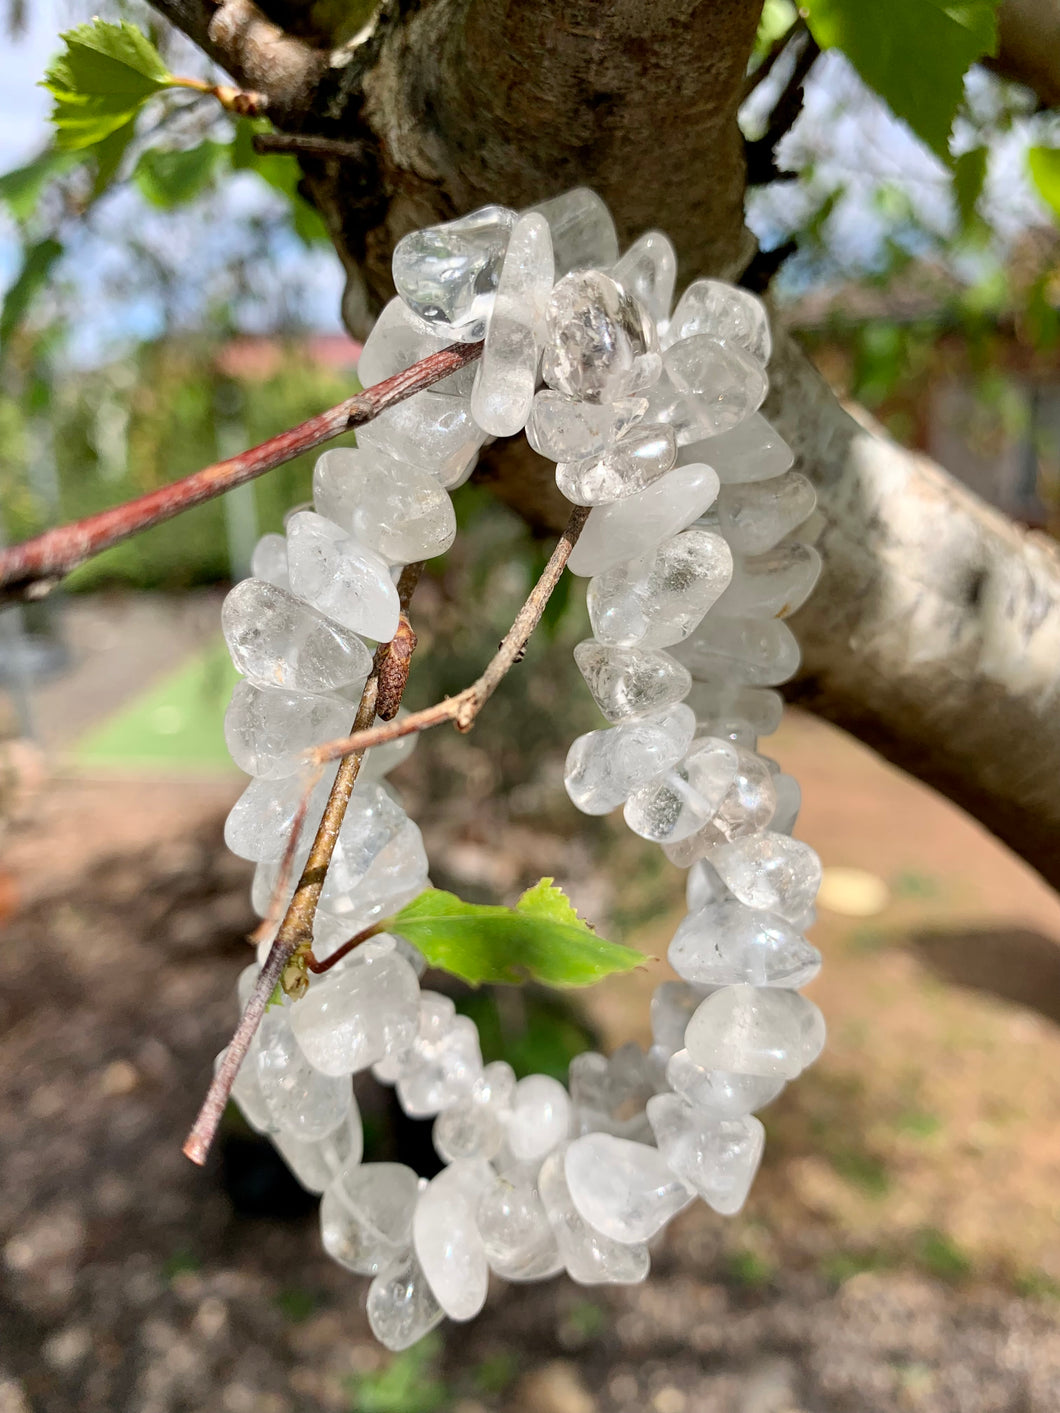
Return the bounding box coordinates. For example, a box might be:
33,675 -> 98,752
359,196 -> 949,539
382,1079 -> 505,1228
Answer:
135,142 -> 225,208
228,118 -> 330,244
43,19 -> 174,151
954,145 -> 988,228
266,982 -> 284,1010
93,119 -> 138,197
801,0 -> 1001,161
1,238 -> 63,354
384,879 -> 645,988
754,0 -> 798,60
1028,146 -> 1060,222
0,147 -> 80,221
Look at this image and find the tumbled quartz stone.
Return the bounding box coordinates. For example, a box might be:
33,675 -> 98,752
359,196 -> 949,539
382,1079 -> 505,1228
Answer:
557,422 -> 677,505
647,1093 -> 764,1216
650,981 -> 709,1060
542,270 -> 660,405
433,1061 -> 515,1163
224,681 -> 350,780
686,857 -> 728,911
527,390 -> 647,462
567,463 -> 720,577
392,203 -> 516,340
530,187 -> 619,275
664,335 -> 768,437
321,1161 -> 420,1275
564,702 -> 695,815
573,640 -> 691,723
668,897 -> 821,988
505,1073 -> 572,1162
666,1048 -> 785,1118
569,1043 -> 657,1143
664,279 -> 772,364
564,1133 -> 691,1243
397,1013 -> 484,1119
624,736 -> 775,844
710,832 -> 822,923
250,532 -> 289,589
224,766 -> 336,863
612,230 -> 678,326
587,528 -> 733,649
320,816 -> 429,926
358,296 -> 477,397
273,1103 -> 363,1194
538,1146 -> 650,1285
716,543 -> 822,620
223,578 -> 372,694
256,1008 -> 352,1141
312,447 -> 456,565
367,1248 -> 445,1352
673,615 -> 801,687
374,990 -> 454,1084
288,937 -> 421,1077
217,1045 -> 274,1136
319,784 -> 414,898
355,392 -> 484,489
681,412 -> 793,485
717,472 -> 816,555
476,1169 -> 563,1282
685,983 -> 826,1079
686,680 -> 784,738
471,211 -> 554,436
770,772 -> 802,835
413,1158 -> 492,1320
286,511 -> 400,642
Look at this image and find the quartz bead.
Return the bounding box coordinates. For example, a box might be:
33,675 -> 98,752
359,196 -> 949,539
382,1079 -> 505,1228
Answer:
537,1146 -> 650,1285
413,1158 -> 493,1320
217,1045 -> 274,1135
256,1007 -> 352,1140
681,413 -> 793,484
222,579 -> 372,694
564,1133 -> 691,1243
273,1104 -> 364,1194
769,773 -> 802,835
710,832 -> 821,922
666,1048 -> 785,1118
568,1043 -> 657,1142
396,1013 -> 484,1118
505,1074 -> 572,1162
286,511 -> 400,642
542,270 -> 660,404
320,784 -> 414,897
663,335 -> 767,436
526,390 -> 648,462
355,392 -> 485,488
686,680 -> 784,738
685,983 -> 826,1079
374,991 -> 454,1084
564,703 -> 695,815
668,897 -> 821,988
717,472 -> 816,554
557,422 -> 677,505
224,767 -> 336,863
664,279 -> 772,364
673,615 -> 801,686
433,1061 -> 515,1163
392,204 -> 516,340
623,736 -> 775,844
224,681 -> 351,779
321,1161 -> 420,1275
587,529 -> 733,649
250,532 -> 289,589
476,1170 -> 563,1281
716,544 -> 822,620
612,230 -> 677,325
531,187 -> 619,274
650,982 -> 708,1060
312,447 -> 457,564
358,296 -> 477,396
471,212 -> 554,436
367,1249 -> 445,1351
647,1093 -> 764,1216
573,640 -> 691,722
566,463 -> 720,577
319,816 -> 429,926
686,856 -> 728,911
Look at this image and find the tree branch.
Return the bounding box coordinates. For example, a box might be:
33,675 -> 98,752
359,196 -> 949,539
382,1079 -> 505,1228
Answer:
991,0 -> 1060,108
0,342 -> 481,602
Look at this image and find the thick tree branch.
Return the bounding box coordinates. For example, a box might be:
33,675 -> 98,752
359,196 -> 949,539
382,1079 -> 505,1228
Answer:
992,0 -> 1060,107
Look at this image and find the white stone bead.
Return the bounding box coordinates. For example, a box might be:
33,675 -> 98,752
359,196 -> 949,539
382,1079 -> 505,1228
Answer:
527,390 -> 648,462
319,817 -> 429,927
250,532 -> 289,589
358,296 -> 477,397
568,1043 -> 657,1142
664,278 -> 772,363
564,1133 -> 691,1243
769,773 -> 802,835
366,1248 -> 445,1351
216,1045 -> 274,1135
557,422 -> 677,505
566,463 -> 720,577
433,1061 -> 515,1163
573,639 -> 691,723
686,681 -> 784,737
312,446 -> 457,565
681,412 -> 793,484
710,832 -> 821,922
663,335 -> 767,437
397,1013 -> 484,1119
684,983 -> 826,1079
647,1092 -> 764,1215
224,681 -> 351,779
542,270 -> 660,404
224,767 -> 335,863
413,1158 -> 493,1320
717,472 -> 816,554
256,1006 -> 352,1141
673,615 -> 801,686
537,1146 -> 650,1285
623,736 -> 775,844
612,230 -> 677,325
356,392 -> 485,488
272,1103 -> 363,1194
286,511 -> 400,642
393,204 -> 516,340
222,579 -> 372,693
476,1170 -> 563,1281
530,187 -> 619,274
685,857 -> 728,911
668,897 -> 821,988
564,702 -> 695,815
471,212 -> 554,436
666,1048 -> 785,1118
320,784 -> 413,896
505,1073 -> 572,1162
587,528 -> 733,649
373,990 -> 454,1084
650,982 -> 708,1061
321,1161 -> 420,1275
716,543 -> 822,620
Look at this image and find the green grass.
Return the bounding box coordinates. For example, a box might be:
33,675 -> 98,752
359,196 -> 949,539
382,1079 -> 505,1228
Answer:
345,1334 -> 448,1413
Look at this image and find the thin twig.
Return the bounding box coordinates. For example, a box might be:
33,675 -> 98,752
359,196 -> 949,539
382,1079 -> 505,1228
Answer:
0,344 -> 482,602
305,922 -> 378,975
308,504 -> 591,767
252,132 -> 368,160
171,74 -> 268,117
182,565 -> 423,1167
745,28 -> 820,186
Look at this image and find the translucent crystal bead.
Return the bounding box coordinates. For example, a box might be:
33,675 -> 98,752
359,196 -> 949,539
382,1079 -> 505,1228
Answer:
710,832 -> 821,922
250,532 -> 289,589
355,392 -> 485,489
530,187 -> 619,275
686,857 -> 727,911
224,767 -> 336,863
273,1104 -> 363,1194
557,422 -> 677,505
612,230 -> 677,325
668,897 -> 821,988
650,982 -> 708,1060
526,390 -> 647,462
433,1061 -> 515,1163
224,681 -> 351,779
564,702 -> 695,815
319,817 -> 429,926
286,511 -> 400,642
685,983 -> 826,1079
623,736 -> 775,844
256,1008 -> 352,1141
471,211 -> 554,436
673,615 -> 801,686
566,463 -> 720,577
367,1248 -> 445,1352
664,279 -> 772,364
358,719 -> 419,781
647,1093 -> 764,1215
681,413 -> 793,485
663,335 -> 767,436
542,270 -> 660,404
717,472 -> 816,555
477,1169 -> 564,1281
770,773 -> 802,835
312,447 -> 457,564
216,1045 -> 274,1135
392,204 -> 516,339
666,1048 -> 785,1118
222,579 -> 372,693
573,640 -> 691,722
686,681 -> 784,737
287,937 -> 421,1077
564,1133 -> 691,1243
413,1158 -> 492,1320
397,1014 -> 484,1119
716,544 -> 822,620
373,990 -> 454,1084
537,1146 -> 650,1285
358,296 -> 477,396
505,1073 -> 572,1162
568,1043 -> 657,1142
587,528 -> 733,649
321,1161 -> 420,1275
319,784 -> 413,897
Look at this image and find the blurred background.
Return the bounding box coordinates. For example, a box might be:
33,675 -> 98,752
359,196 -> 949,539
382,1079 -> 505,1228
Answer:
2,3 -> 1060,1411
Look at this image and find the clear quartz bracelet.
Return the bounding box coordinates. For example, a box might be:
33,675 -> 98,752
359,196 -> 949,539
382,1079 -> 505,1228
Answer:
218,188 -> 825,1351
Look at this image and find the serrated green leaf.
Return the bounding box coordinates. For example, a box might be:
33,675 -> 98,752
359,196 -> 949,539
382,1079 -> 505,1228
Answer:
383,879 -> 645,988
0,147 -> 81,222
93,119 -> 138,197
1028,146 -> 1060,222
954,146 -> 988,229
135,142 -> 225,208
1,237 -> 63,355
802,0 -> 1001,161
43,19 -> 174,151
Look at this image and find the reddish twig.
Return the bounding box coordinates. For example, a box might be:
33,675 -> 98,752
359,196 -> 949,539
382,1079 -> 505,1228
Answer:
0,343 -> 482,602
305,922 -> 380,975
